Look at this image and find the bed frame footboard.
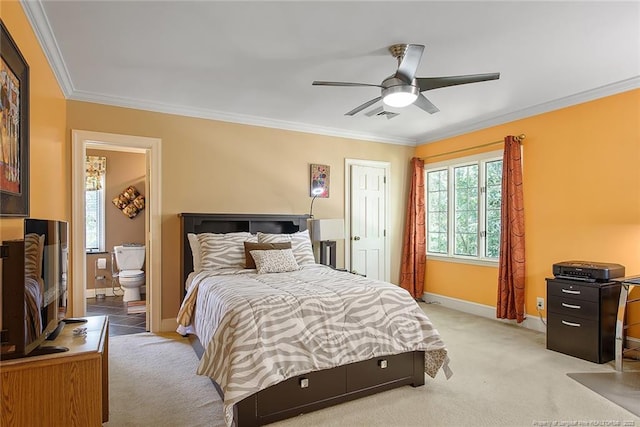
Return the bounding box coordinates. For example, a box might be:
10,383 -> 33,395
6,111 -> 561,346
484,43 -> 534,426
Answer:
235,349 -> 424,426
189,335 -> 424,426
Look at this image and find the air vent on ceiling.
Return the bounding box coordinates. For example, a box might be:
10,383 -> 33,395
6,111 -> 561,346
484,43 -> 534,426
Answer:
365,106 -> 398,120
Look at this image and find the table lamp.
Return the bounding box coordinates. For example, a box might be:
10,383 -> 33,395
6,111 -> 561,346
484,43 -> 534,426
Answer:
311,218 -> 345,268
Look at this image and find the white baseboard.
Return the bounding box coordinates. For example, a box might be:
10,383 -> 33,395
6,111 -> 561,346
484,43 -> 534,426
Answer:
423,292 -> 547,334
627,336 -> 640,358
86,287 -> 120,298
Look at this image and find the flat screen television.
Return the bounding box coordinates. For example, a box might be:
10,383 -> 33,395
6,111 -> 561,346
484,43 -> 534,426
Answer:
0,218 -> 69,359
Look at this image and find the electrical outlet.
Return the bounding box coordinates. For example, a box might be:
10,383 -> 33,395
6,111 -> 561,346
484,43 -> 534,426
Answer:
536,297 -> 544,310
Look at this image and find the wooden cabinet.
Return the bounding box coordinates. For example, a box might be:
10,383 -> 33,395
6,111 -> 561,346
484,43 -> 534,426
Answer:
546,278 -> 620,363
0,316 -> 109,426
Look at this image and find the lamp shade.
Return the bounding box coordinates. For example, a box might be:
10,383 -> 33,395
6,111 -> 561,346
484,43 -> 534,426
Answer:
311,219 -> 345,241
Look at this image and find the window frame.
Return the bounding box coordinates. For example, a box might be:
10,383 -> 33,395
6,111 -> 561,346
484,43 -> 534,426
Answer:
425,150 -> 503,266
85,174 -> 106,253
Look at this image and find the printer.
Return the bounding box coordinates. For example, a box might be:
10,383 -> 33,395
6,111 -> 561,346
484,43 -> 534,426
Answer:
552,260 -> 625,282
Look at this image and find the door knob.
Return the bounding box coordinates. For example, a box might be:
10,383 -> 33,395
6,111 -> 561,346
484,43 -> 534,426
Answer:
353,236 -> 360,241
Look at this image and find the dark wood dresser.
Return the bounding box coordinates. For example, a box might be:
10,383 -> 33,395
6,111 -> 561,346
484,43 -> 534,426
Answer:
546,278 -> 621,363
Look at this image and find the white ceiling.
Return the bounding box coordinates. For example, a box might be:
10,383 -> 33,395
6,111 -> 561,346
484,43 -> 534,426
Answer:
23,1 -> 640,146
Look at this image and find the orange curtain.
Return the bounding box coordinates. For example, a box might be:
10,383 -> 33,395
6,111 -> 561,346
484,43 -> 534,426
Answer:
497,136 -> 526,322
400,157 -> 426,298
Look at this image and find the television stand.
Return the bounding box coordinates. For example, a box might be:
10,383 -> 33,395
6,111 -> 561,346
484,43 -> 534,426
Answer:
29,345 -> 69,356
0,316 -> 109,426
45,319 -> 65,341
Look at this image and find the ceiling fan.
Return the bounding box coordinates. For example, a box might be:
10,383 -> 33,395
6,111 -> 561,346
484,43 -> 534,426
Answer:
312,43 -> 500,116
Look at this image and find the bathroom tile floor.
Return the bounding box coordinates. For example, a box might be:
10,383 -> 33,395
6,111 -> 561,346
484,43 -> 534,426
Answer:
86,295 -> 147,337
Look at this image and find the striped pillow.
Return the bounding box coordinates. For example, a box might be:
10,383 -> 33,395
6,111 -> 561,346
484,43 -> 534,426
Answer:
197,232 -> 257,270
257,229 -> 316,266
24,233 -> 45,280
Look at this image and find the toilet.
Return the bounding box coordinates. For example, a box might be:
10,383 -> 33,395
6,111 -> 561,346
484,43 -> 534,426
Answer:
113,244 -> 146,302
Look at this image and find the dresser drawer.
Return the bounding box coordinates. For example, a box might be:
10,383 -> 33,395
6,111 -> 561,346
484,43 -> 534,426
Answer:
547,312 -> 599,363
257,365 -> 346,416
547,296 -> 599,320
547,280 -> 600,302
346,352 -> 415,392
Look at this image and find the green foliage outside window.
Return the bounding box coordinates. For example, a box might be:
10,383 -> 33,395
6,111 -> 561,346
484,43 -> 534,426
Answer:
427,170 -> 448,253
454,165 -> 478,256
485,160 -> 503,258
426,153 -> 503,261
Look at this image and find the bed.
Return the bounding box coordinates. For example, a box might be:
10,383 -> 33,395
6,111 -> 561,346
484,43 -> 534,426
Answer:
177,213 -> 450,427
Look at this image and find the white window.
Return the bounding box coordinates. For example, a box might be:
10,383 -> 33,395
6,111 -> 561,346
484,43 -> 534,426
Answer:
425,150 -> 503,263
85,156 -> 106,253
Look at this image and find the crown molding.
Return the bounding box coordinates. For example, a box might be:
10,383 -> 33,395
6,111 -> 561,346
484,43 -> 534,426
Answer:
22,0 -> 414,146
21,0 -> 75,97
68,89 -> 417,146
417,76 -> 640,144
22,0 -> 638,148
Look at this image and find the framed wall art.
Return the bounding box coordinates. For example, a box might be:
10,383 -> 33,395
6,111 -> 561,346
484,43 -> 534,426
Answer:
310,163 -> 329,198
0,20 -> 30,217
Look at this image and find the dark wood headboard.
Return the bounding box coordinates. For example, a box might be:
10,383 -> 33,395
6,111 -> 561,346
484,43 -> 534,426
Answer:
178,213 -> 309,297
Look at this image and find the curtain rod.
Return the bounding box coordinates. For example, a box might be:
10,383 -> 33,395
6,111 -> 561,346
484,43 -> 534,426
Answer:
420,134 -> 526,160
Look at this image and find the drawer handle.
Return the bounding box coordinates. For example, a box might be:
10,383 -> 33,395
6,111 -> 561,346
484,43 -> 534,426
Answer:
561,302 -> 581,309
562,320 -> 581,328
299,378 -> 309,388
561,289 -> 581,295
378,359 -> 388,369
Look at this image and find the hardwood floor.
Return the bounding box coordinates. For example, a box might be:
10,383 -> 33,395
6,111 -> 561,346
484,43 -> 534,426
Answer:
86,296 -> 146,336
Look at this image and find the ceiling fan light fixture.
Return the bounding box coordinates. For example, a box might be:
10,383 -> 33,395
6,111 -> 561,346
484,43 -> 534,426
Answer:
382,85 -> 419,108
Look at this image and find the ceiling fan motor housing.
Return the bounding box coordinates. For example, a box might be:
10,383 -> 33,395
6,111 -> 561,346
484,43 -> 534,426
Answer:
381,76 -> 419,108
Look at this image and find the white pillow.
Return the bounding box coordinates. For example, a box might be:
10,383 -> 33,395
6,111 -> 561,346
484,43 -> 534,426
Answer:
196,232 -> 257,270
257,229 -> 316,266
250,249 -> 300,274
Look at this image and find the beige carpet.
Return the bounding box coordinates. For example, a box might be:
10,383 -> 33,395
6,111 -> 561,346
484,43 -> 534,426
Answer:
107,304 -> 640,426
106,332 -> 224,427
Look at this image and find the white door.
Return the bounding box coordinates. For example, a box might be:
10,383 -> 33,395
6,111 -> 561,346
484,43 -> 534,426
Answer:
349,163 -> 388,280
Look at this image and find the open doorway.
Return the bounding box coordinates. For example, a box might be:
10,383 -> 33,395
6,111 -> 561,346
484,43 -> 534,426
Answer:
71,130 -> 162,333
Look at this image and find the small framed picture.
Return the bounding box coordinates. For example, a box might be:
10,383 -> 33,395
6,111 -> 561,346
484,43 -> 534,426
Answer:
310,164 -> 329,198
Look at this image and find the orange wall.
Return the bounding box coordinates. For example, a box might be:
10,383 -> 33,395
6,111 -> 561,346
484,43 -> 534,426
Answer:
0,3 -> 68,301
416,90 -> 640,330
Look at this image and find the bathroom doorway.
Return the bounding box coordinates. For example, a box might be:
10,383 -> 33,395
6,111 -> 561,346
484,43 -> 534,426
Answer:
71,130 -> 162,333
86,147 -> 146,334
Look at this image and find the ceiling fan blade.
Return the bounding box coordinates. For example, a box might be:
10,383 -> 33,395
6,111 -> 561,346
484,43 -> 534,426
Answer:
414,94 -> 440,114
396,44 -> 425,83
416,72 -> 500,92
313,81 -> 382,88
345,96 -> 382,116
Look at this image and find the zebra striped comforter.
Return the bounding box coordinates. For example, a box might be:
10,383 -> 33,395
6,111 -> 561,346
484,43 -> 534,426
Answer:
177,264 -> 450,426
